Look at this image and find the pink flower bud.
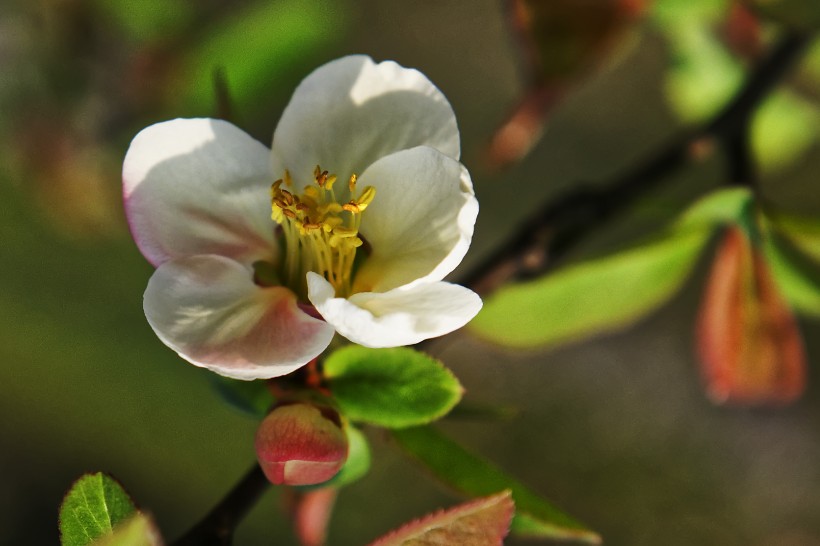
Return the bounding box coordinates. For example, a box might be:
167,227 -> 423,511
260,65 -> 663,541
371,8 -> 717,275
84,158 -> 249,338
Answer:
255,403 -> 348,486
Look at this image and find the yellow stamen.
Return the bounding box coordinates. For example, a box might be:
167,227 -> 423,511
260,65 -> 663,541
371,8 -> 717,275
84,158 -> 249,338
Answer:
270,165 -> 376,298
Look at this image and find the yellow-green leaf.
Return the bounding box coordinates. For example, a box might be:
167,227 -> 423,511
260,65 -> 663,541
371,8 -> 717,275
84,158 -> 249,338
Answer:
59,473 -> 137,546
470,229 -> 710,349
392,426 -> 600,543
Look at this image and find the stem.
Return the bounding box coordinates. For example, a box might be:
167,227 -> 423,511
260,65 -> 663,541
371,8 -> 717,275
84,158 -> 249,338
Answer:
171,464 -> 270,546
461,31 -> 810,296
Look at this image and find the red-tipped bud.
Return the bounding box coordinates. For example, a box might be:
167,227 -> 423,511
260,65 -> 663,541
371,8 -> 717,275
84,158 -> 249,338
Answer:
255,403 -> 348,486
696,227 -> 806,405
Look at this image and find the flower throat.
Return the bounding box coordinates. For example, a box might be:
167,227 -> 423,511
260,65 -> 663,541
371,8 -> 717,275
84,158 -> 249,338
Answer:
270,165 -> 375,299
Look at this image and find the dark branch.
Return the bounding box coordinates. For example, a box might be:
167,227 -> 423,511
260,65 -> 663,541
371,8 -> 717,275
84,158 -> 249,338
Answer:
171,464 -> 270,546
460,31 -> 810,296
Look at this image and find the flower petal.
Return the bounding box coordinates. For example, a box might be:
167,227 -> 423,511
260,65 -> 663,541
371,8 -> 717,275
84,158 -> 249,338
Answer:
272,55 -> 460,190
145,255 -> 335,380
124,118 -> 276,266
307,273 -> 482,348
354,147 -> 478,293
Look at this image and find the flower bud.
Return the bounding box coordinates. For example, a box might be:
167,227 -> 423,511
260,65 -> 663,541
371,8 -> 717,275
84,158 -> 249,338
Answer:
696,227 -> 806,405
255,402 -> 348,486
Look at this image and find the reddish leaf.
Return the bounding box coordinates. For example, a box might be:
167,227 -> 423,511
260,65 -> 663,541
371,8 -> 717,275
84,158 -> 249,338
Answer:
697,227 -> 806,405
368,491 -> 514,546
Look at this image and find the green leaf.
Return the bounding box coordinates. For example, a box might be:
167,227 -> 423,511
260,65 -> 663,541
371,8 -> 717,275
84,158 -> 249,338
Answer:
368,491 -> 514,546
769,213 -> 820,263
323,346 -> 463,429
59,473 -> 137,546
764,232 -> 820,317
91,514 -> 162,546
392,426 -> 601,544
317,425 -> 372,489
172,0 -> 347,116
675,187 -> 754,231
661,24 -> 744,123
752,91 -> 820,173
211,375 -> 274,418
470,229 -> 710,348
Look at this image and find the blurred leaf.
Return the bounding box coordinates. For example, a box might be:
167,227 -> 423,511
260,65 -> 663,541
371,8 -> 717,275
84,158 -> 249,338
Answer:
651,0 -> 730,28
324,347 -> 463,429
173,0 -> 346,116
662,23 -> 744,123
368,490 -> 514,546
211,376 -> 274,418
60,473 -> 137,546
92,0 -> 194,42
697,227 -> 806,405
317,425 -> 371,489
764,232 -> 820,317
392,426 -> 600,543
752,90 -> 820,173
744,0 -> 820,31
676,187 -> 755,232
91,514 -> 163,546
768,212 -> 820,263
470,229 -> 710,349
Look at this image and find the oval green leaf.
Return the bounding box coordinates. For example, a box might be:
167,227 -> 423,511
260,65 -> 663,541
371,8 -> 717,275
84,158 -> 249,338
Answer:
392,426 -> 601,544
59,473 -> 137,546
470,229 -> 710,349
323,346 -> 463,429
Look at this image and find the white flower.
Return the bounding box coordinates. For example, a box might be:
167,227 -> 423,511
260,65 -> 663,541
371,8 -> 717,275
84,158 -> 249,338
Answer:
123,55 -> 481,380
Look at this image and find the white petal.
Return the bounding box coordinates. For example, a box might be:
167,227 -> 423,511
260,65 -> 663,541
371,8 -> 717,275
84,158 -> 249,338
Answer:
124,118 -> 277,266
145,255 -> 335,380
353,147 -> 478,293
272,55 -> 460,191
307,273 -> 482,348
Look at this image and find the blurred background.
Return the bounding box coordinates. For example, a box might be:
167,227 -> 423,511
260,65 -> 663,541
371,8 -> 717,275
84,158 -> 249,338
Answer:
3,0 -> 820,544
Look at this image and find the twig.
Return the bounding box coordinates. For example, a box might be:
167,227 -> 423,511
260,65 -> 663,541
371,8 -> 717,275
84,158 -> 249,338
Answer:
171,464 -> 270,546
461,31 -> 810,296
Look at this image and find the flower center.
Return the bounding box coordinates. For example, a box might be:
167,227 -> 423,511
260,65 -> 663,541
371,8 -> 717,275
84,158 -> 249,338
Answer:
270,165 -> 375,299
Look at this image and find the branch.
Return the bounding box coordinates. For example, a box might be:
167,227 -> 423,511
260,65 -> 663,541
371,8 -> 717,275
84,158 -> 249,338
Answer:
171,464 -> 270,546
461,31 -> 810,296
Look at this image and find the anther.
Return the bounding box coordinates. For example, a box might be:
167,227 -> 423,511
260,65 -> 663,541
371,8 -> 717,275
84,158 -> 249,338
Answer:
282,209 -> 297,219
284,170 -> 293,187
348,174 -> 358,192
273,198 -> 289,210
342,203 -> 360,214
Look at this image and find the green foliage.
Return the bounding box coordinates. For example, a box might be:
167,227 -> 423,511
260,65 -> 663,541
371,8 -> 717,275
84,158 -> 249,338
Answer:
392,426 -> 601,543
324,346 -> 463,429
211,375 -> 274,418
173,0 -> 347,117
91,514 -> 162,546
59,473 -> 137,546
663,24 -> 744,123
765,232 -> 820,317
470,229 -> 710,349
752,90 -> 820,173
675,187 -> 755,232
